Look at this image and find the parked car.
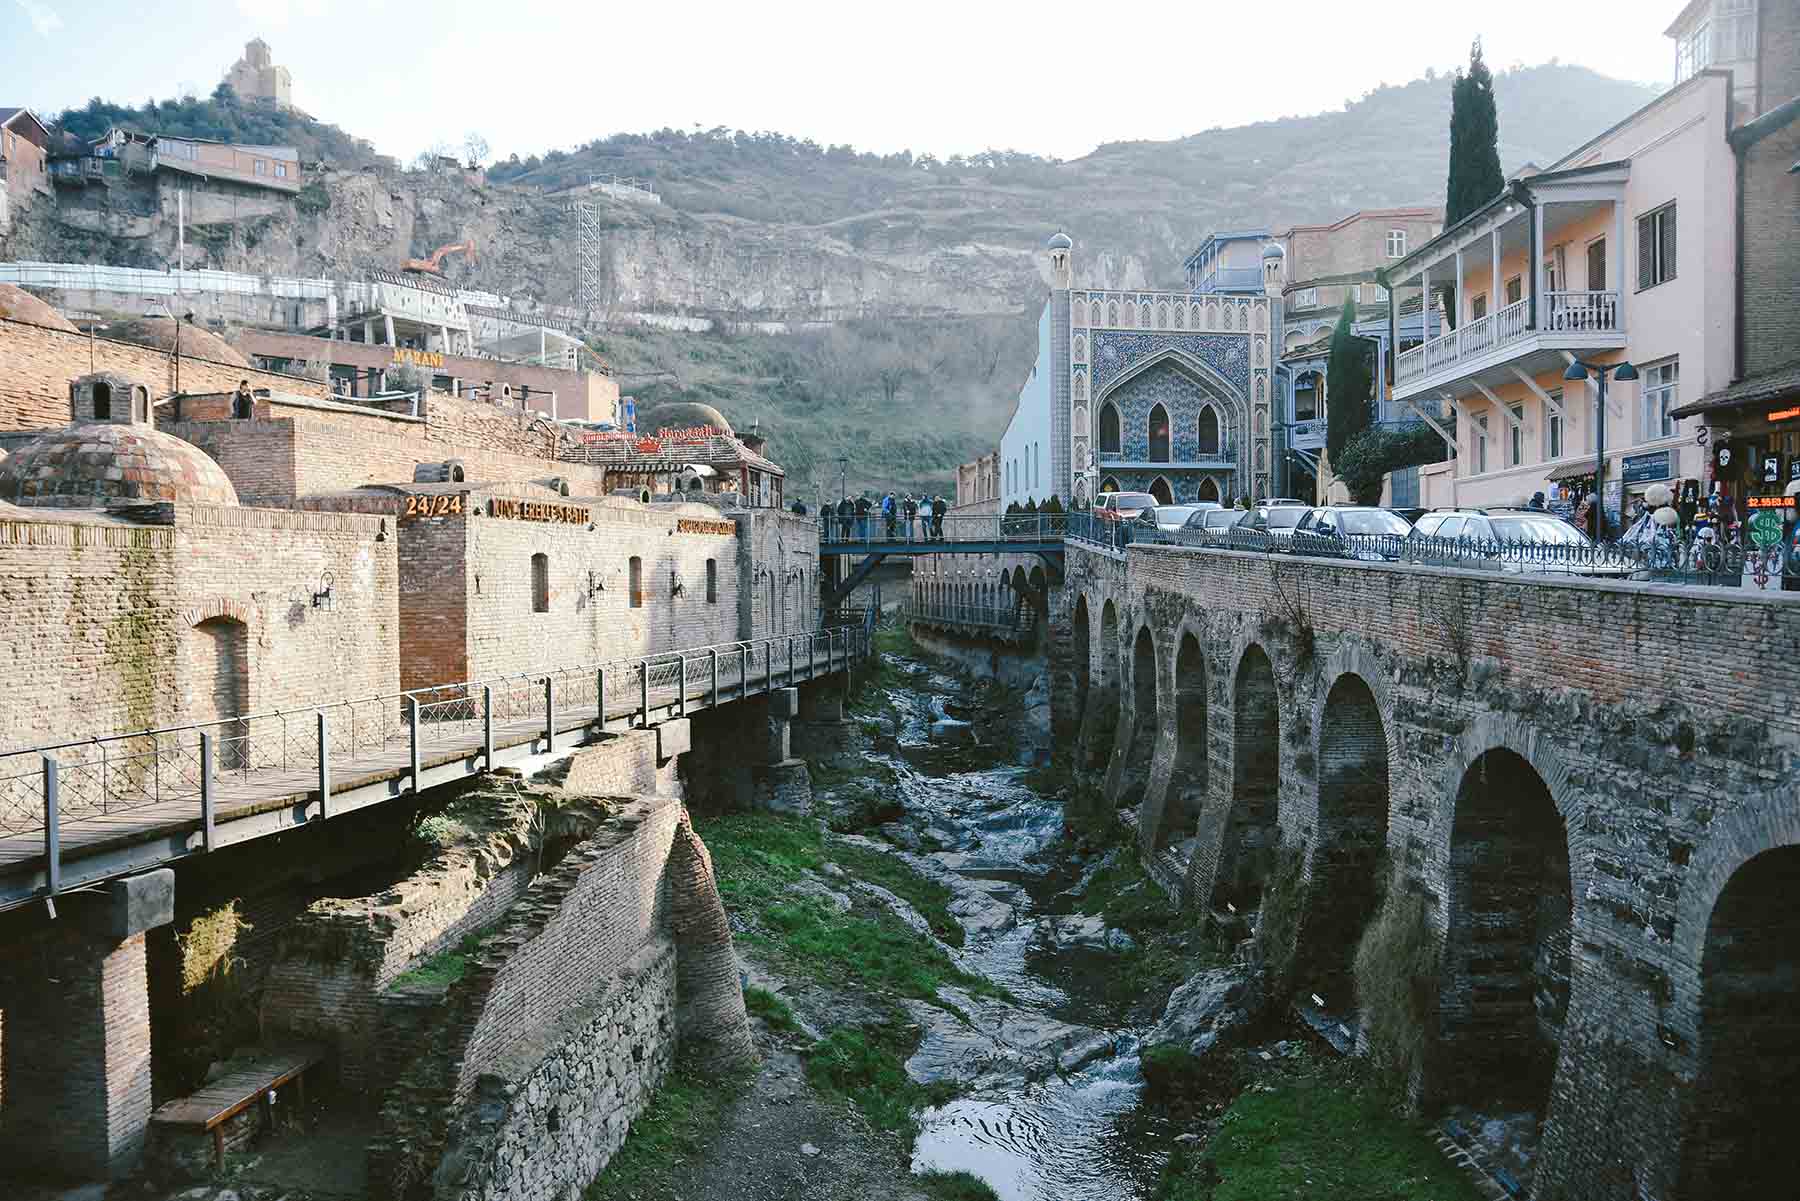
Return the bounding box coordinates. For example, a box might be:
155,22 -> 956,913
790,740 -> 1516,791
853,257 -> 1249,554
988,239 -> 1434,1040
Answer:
1094,492 -> 1158,523
1244,502 -> 1313,542
1139,503 -> 1212,533
1183,506 -> 1247,536
1407,507 -> 1628,576
1289,506 -> 1414,560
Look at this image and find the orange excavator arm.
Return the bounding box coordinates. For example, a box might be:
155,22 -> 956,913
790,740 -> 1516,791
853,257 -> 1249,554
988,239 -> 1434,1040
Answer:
400,236 -> 479,276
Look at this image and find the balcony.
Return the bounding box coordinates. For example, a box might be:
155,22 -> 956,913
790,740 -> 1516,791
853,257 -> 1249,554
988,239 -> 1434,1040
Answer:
1098,443 -> 1236,470
1395,291 -> 1623,400
1289,419 -> 1325,449
1193,265 -> 1265,295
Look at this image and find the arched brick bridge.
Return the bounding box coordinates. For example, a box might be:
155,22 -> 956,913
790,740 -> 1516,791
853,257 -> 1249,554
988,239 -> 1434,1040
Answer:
1051,538 -> 1800,1201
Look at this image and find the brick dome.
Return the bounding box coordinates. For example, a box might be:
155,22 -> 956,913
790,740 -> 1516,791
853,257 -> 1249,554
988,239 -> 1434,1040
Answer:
0,424 -> 239,508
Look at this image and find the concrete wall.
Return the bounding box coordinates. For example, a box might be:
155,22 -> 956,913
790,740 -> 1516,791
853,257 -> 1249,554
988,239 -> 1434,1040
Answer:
1280,208 -> 1440,283
1064,537 -> 1800,1201
1001,302 -> 1054,508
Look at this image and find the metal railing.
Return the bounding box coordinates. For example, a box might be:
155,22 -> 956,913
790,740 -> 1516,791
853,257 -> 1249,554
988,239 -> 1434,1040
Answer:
820,511 -> 1068,547
1108,522 -> 1793,588
1396,292 -> 1621,385
1,622 -> 876,889
905,600 -> 1039,636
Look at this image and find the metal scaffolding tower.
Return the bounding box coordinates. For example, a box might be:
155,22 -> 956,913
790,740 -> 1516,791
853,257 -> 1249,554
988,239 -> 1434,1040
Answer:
570,201 -> 603,310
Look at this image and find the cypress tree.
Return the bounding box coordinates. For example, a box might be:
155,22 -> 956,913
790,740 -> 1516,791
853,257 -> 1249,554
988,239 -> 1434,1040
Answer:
1325,298 -> 1374,465
1445,39 -> 1504,226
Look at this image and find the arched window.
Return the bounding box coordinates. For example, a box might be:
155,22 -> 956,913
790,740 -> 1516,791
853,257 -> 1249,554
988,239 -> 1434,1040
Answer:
1198,406 -> 1220,455
1098,403 -> 1121,454
1150,477 -> 1174,504
532,553 -> 550,612
1100,476 -> 1120,494
628,556 -> 643,609
1149,404 -> 1171,462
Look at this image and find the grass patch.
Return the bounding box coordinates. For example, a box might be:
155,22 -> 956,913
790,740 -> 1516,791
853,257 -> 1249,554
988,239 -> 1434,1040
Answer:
1352,885 -> 1438,1099
744,986 -> 801,1034
1153,1058 -> 1484,1201
586,1060 -> 754,1200
803,1021 -> 957,1144
1068,841 -> 1228,1015
917,1170 -> 1002,1200
701,813 -> 994,998
389,927 -> 494,990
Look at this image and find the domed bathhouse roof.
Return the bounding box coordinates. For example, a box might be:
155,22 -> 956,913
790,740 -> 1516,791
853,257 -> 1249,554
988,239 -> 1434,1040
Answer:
640,402 -> 734,437
1048,231 -> 1073,250
0,424 -> 240,509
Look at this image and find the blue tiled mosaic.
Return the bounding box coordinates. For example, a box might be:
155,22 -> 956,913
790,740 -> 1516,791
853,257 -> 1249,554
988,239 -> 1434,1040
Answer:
1091,331 -> 1249,399
1094,360 -> 1244,462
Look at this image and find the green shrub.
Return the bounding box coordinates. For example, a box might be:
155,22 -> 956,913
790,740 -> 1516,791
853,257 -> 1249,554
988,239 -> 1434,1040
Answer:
917,1170 -> 1002,1201
1352,887 -> 1439,1098
1250,845 -> 1305,992
743,985 -> 800,1033
803,1022 -> 956,1143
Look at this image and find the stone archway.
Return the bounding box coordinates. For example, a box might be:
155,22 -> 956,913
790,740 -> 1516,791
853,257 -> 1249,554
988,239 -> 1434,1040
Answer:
1301,672 -> 1390,1003
1437,749 -> 1572,1153
1079,598 -> 1123,770
1071,595 -> 1091,729
1217,643 -> 1280,909
1156,630 -> 1207,851
1149,477 -> 1174,505
1109,625 -> 1159,809
1679,845 -> 1800,1197
1198,477 -> 1220,503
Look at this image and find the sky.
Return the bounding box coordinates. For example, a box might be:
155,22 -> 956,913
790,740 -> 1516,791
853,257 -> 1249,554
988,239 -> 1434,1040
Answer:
3,0 -> 1673,165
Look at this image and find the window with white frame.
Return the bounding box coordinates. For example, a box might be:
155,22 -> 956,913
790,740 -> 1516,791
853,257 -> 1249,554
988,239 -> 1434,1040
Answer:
275,161 -> 287,178
1386,230 -> 1407,258
1637,204 -> 1677,290
1641,359 -> 1679,441
1508,403 -> 1524,466
1294,287 -> 1318,308
254,159 -> 267,176
1545,392 -> 1564,460
1505,275 -> 1523,305
1475,414 -> 1489,474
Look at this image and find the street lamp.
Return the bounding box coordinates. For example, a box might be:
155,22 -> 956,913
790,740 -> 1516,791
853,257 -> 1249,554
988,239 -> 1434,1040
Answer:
1564,358 -> 1638,538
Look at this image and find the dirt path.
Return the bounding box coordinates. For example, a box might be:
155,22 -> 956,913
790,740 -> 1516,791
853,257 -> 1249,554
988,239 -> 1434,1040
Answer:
666,1039 -> 939,1201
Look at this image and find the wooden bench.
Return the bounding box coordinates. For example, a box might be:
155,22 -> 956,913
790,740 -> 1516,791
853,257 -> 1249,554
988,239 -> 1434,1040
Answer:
149,1044 -> 326,1169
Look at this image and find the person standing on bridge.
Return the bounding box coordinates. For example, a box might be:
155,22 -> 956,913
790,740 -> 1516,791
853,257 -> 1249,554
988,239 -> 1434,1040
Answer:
917,495 -> 933,542
903,494 -> 918,541
882,492 -> 897,540
855,493 -> 872,541
933,495 -> 948,541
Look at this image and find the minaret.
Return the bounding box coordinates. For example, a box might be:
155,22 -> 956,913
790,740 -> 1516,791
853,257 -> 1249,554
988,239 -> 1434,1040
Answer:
1048,231 -> 1075,502
1259,241 -> 1286,502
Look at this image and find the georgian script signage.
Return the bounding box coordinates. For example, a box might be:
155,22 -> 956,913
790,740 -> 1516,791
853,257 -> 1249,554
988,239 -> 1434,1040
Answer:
401,493 -> 466,519
487,498 -> 590,524
391,347 -> 445,370
677,518 -> 737,536
658,425 -> 717,445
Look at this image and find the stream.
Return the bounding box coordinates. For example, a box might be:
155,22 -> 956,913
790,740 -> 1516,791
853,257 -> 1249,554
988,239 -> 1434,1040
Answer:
836,655 -> 1183,1201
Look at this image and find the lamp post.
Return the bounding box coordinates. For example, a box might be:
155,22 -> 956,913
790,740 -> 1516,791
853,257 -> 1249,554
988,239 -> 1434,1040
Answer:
1564,358 -> 1639,539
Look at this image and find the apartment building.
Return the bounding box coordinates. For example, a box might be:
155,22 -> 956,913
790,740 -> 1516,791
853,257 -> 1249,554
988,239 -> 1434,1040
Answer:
1385,69 -> 1737,524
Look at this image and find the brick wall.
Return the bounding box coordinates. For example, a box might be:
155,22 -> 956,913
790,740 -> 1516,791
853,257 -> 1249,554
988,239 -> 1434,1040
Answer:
1740,118 -> 1800,379
0,927 -> 152,1178
0,316 -> 329,433
0,502 -> 397,754
1064,540 -> 1800,1200
370,794 -> 685,1198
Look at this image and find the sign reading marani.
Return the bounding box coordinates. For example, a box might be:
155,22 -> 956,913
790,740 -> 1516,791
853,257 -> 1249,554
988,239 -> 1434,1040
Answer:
677,518 -> 737,536
488,498 -> 590,524
391,347 -> 445,370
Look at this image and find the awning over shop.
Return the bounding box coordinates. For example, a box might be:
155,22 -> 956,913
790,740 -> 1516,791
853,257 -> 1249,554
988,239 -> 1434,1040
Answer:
1547,461 -> 1595,482
1670,360 -> 1800,420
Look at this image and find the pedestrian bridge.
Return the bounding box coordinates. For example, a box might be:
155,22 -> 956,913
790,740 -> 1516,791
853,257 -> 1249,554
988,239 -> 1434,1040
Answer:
0,620 -> 874,914
820,512 -> 1075,607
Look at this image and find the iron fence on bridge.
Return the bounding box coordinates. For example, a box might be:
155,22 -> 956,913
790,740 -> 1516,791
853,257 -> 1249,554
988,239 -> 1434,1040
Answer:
903,600 -> 1039,637
1076,519 -> 1795,589
821,512 -> 1068,547
1,611 -> 876,898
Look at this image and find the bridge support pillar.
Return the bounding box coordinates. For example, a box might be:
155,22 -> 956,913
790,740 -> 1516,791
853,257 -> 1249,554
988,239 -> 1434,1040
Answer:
752,688 -> 812,816
1044,585 -> 1079,753
0,869 -> 174,1179
799,679 -> 845,725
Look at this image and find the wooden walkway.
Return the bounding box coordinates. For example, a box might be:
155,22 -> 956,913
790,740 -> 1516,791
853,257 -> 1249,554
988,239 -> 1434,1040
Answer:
0,651 -> 848,910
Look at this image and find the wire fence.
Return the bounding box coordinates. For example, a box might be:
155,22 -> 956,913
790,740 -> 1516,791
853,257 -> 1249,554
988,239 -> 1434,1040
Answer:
904,601 -> 1040,637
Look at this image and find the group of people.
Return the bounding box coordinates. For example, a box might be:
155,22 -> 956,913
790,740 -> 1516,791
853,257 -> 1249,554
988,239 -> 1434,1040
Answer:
829,492 -> 951,542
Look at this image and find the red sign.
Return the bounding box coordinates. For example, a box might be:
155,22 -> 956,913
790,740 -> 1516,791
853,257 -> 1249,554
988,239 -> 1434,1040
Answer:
634,436 -> 663,454
657,425 -> 716,445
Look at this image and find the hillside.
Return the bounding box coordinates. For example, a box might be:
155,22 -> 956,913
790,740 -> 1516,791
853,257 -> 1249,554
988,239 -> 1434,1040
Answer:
6,64 -> 1661,495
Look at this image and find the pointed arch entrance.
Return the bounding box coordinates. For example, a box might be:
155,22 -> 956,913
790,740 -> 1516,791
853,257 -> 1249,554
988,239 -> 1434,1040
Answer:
1198,477 -> 1220,503
1149,477 -> 1174,504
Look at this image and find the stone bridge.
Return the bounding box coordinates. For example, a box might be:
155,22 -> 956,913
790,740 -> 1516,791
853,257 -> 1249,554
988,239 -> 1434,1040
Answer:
1051,538 -> 1800,1201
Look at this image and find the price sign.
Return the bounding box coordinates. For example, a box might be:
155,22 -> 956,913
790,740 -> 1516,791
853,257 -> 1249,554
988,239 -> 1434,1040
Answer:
1750,509 -> 1784,548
